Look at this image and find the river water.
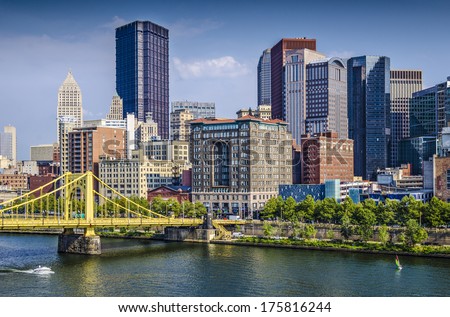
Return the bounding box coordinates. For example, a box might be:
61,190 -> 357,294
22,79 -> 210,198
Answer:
0,234 -> 449,297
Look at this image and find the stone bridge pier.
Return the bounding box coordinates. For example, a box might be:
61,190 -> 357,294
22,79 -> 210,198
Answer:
57,228 -> 101,255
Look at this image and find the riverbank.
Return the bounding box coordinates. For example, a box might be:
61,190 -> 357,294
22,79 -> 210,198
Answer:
211,237 -> 450,258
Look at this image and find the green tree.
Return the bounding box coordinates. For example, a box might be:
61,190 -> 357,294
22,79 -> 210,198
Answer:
326,229 -> 335,240
314,198 -> 338,224
376,199 -> 397,225
340,214 -> 353,240
261,197 -> 279,220
283,196 -> 298,224
303,224 -> 317,239
352,203 -> 376,242
396,195 -> 423,226
263,222 -> 274,237
378,225 -> 389,245
338,196 -> 355,224
296,195 -> 315,223
423,197 -> 445,228
404,219 -> 428,246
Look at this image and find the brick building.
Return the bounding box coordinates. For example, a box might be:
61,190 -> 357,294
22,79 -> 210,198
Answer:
301,131 -> 354,184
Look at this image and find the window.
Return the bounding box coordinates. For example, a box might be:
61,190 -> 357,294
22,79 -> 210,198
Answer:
447,169 -> 450,189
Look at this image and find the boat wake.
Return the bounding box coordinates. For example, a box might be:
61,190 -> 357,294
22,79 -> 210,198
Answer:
0,266 -> 55,275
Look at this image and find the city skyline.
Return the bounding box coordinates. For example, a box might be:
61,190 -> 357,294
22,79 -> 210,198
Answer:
0,0 -> 449,159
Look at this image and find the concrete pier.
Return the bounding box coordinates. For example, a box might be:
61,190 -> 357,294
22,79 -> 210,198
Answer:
165,227 -> 216,241
57,229 -> 101,255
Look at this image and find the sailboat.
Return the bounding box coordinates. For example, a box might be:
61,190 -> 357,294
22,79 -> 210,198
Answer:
395,255 -> 403,270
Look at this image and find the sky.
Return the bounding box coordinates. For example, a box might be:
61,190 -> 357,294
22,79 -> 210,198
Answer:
0,0 -> 449,160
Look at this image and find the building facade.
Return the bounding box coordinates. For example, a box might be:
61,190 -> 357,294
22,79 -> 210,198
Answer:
390,70 -> 423,167
57,71 -> 82,144
284,49 -> 326,144
99,150 -> 190,198
106,94 -> 124,120
190,116 -> 293,218
300,132 -> 354,184
306,58 -> 348,139
257,48 -> 271,106
0,125 -> 16,166
347,56 -> 391,180
30,144 -> 54,161
171,101 -> 215,119
170,109 -> 194,141
68,126 -> 126,176
236,105 -> 272,120
116,21 -> 169,138
270,38 -> 317,121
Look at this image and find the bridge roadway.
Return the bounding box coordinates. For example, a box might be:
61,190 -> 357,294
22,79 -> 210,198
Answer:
0,217 -> 204,230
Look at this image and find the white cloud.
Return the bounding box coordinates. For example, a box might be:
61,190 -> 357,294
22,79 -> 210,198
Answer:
100,16 -> 128,29
173,56 -> 250,79
169,18 -> 223,37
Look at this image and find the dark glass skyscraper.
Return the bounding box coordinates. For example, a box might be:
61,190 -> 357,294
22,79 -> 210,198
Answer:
257,48 -> 271,106
116,21 -> 169,139
347,56 -> 391,180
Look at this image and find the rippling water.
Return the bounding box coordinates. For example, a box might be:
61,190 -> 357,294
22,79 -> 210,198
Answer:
0,234 -> 449,296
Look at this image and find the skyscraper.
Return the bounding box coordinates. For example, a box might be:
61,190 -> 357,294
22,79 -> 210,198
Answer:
57,70 -> 83,143
390,70 -> 423,167
284,49 -> 325,143
305,57 -> 348,139
116,21 -> 169,139
270,38 -> 317,120
0,125 -> 16,166
347,56 -> 391,180
106,94 -> 124,120
257,48 -> 271,106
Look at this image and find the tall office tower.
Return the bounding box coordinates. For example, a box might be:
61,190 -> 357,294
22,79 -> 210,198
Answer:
270,38 -> 317,120
170,109 -> 194,141
0,125 -> 16,166
399,77 -> 450,174
347,56 -> 391,180
106,94 -> 124,120
116,21 -> 169,139
284,49 -> 325,144
257,48 -> 271,106
390,70 -> 423,167
57,70 -> 83,144
305,57 -> 348,139
171,101 -> 215,119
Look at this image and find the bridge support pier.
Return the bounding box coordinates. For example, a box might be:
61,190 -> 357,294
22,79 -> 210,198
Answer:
57,229 -> 101,255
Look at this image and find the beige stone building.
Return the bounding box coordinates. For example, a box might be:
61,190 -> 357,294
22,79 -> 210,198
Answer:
170,109 -> 194,141
57,71 -> 82,144
99,150 -> 191,198
190,115 -> 292,218
106,94 -> 123,120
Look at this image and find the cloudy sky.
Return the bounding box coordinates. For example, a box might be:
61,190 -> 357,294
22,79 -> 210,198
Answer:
0,0 -> 449,160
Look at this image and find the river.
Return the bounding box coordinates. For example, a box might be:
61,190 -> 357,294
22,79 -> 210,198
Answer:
0,234 -> 449,297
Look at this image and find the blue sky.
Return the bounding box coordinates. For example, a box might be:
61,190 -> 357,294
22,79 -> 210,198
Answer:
0,0 -> 449,160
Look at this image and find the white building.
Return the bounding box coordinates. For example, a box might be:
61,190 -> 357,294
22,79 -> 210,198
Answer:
57,70 -> 82,144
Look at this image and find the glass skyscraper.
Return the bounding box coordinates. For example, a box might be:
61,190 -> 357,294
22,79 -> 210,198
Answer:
257,48 -> 271,106
116,21 -> 169,139
347,56 -> 391,180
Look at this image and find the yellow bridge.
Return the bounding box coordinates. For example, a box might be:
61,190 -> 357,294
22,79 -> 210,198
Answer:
0,172 -> 210,253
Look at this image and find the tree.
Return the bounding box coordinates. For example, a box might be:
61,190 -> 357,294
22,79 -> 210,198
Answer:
314,198 -> 338,224
423,197 -> 445,228
261,197 -> 279,220
404,219 -> 428,246
263,222 -> 274,237
303,224 -> 317,239
396,195 -> 423,226
376,199 -> 396,226
338,196 -> 355,224
352,203 -> 377,242
296,195 -> 315,223
378,225 -> 389,245
340,214 -> 353,241
283,196 -> 298,224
